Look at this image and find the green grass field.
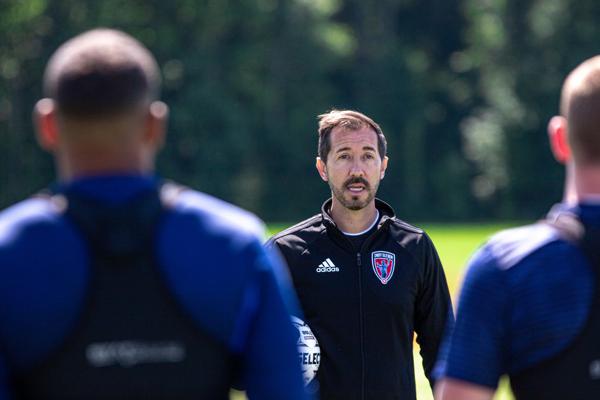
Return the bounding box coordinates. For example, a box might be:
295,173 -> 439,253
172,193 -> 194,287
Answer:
234,222 -> 525,400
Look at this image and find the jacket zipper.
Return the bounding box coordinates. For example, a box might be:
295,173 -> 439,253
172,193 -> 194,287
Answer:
356,218 -> 390,400
326,216 -> 390,400
356,252 -> 365,400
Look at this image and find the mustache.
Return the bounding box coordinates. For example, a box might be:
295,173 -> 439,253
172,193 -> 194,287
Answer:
344,177 -> 370,189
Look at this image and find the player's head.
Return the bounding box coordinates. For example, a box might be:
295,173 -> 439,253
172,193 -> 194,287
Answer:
315,110 -> 388,211
547,56 -> 600,202
43,28 -> 161,117
34,28 -> 168,180
549,56 -> 600,167
317,110 -> 387,164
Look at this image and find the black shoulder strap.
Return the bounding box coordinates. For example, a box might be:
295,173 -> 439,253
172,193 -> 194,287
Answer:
34,181 -> 189,258
66,188 -> 162,257
544,210 -> 600,268
34,180 -> 188,210
19,181 -> 237,399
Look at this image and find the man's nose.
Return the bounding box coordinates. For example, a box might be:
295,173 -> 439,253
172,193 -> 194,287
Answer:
349,161 -> 365,176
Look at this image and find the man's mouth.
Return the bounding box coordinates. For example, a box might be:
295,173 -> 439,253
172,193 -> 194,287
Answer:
346,183 -> 367,193
345,178 -> 369,194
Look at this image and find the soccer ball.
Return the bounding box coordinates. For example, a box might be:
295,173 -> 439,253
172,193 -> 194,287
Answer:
291,316 -> 320,385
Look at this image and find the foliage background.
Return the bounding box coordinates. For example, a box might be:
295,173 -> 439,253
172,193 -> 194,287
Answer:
2,0 -> 600,221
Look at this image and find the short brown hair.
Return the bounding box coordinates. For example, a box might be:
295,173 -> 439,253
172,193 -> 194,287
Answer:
560,56 -> 600,165
317,109 -> 387,162
44,28 -> 161,117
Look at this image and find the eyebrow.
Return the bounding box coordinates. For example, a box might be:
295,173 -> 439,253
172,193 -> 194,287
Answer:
335,146 -> 377,153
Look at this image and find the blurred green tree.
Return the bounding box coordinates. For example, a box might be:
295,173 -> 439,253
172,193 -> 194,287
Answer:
1,0 -> 599,221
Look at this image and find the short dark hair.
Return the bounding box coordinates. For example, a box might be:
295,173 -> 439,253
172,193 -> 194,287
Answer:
43,28 -> 160,117
317,109 -> 387,163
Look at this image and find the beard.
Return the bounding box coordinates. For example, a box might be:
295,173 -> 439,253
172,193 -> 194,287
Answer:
329,176 -> 378,211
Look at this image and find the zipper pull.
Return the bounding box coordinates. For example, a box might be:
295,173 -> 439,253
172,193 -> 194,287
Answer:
356,253 -> 362,266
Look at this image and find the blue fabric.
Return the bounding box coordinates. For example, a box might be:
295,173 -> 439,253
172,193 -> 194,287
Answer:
0,175 -> 307,400
434,203 -> 600,388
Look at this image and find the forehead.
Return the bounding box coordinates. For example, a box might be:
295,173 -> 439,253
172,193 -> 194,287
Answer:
329,126 -> 378,150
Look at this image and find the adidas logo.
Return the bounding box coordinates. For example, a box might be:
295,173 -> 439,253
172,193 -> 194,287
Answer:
316,258 -> 339,273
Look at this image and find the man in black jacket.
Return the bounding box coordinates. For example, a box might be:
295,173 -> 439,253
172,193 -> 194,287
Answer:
268,109 -> 453,400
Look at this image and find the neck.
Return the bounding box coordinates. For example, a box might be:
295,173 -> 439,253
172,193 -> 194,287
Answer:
329,197 -> 378,234
56,114 -> 155,181
571,164 -> 600,203
56,141 -> 153,182
563,163 -> 577,205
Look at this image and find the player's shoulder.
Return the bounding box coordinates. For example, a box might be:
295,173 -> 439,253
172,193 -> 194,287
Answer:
376,197 -> 424,237
457,222 -> 588,304
387,217 -> 424,235
0,196 -> 66,246
167,186 -> 266,242
372,197 -> 422,236
267,213 -> 324,248
386,217 -> 428,250
482,223 -> 568,271
386,217 -> 436,258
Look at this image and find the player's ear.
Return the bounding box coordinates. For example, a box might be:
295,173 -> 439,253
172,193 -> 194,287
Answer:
316,157 -> 328,182
145,101 -> 169,150
548,116 -> 571,164
380,156 -> 389,179
33,98 -> 60,152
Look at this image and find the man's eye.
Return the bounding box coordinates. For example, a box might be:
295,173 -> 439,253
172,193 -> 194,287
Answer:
364,153 -> 374,159
339,154 -> 350,160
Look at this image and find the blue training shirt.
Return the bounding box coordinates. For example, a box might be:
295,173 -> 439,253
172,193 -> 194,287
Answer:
0,175 -> 308,400
434,203 -> 600,389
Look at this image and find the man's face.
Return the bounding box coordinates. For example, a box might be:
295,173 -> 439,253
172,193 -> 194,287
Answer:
317,126 -> 388,211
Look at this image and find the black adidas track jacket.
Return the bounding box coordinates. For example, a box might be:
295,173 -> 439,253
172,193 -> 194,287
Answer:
268,199 -> 453,400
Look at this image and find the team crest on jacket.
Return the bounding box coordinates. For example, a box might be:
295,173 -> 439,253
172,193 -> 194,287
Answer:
371,251 -> 395,284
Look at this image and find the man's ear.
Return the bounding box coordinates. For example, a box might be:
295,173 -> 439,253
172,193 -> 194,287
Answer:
381,156 -> 389,179
548,116 -> 571,164
33,98 -> 59,152
316,157 -> 328,181
144,101 -> 169,149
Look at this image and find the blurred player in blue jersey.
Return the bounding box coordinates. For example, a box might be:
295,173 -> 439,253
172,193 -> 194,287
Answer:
434,56 -> 600,400
0,28 -> 308,400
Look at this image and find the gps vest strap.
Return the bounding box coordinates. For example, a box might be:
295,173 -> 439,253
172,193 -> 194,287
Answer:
15,183 -> 238,399
510,214 -> 600,400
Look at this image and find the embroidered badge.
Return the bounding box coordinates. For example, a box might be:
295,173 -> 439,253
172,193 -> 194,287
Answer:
371,251 -> 395,284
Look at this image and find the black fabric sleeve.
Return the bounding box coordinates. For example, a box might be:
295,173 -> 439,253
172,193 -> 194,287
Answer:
413,232 -> 454,389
